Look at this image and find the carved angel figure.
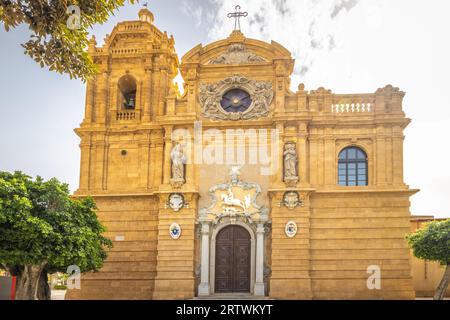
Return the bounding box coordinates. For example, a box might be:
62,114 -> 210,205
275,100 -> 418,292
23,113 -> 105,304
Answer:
200,84 -> 220,115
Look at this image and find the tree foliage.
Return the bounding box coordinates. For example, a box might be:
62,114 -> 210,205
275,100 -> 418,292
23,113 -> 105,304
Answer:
407,219 -> 450,265
0,0 -> 135,81
407,219 -> 450,300
0,171 -> 112,299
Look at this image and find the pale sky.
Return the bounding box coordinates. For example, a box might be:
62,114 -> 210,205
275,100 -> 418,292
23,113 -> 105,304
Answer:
0,0 -> 449,218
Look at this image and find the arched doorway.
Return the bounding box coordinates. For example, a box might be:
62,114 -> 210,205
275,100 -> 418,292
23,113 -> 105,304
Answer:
215,225 -> 251,293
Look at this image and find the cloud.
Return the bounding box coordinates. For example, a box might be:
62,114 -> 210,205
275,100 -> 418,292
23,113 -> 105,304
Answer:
180,0 -> 204,27
331,0 -> 359,18
181,0 -> 362,84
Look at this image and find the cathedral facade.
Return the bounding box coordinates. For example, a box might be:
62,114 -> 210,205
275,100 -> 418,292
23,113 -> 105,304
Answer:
67,9 -> 417,300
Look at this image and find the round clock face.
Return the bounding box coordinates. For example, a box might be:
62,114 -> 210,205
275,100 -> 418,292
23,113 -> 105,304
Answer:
220,89 -> 252,113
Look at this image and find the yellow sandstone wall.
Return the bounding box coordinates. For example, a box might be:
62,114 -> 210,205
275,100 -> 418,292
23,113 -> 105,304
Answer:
310,193 -> 414,299
65,196 -> 159,300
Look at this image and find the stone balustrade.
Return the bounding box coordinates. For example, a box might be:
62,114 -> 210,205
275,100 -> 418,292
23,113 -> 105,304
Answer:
110,48 -> 141,55
331,103 -> 373,113
116,110 -> 136,121
331,94 -> 375,113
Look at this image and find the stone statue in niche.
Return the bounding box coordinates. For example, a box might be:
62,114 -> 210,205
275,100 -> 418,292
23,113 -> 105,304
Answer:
283,142 -> 299,186
170,143 -> 186,188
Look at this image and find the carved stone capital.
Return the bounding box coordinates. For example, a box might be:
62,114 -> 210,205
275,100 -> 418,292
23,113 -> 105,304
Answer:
284,176 -> 299,187
170,178 -> 185,189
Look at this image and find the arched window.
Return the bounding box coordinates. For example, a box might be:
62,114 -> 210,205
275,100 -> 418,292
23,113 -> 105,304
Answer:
338,147 -> 368,186
118,75 -> 137,110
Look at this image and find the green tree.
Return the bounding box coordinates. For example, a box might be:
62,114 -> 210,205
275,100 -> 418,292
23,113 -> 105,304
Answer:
407,219 -> 450,300
0,171 -> 112,300
0,0 -> 135,81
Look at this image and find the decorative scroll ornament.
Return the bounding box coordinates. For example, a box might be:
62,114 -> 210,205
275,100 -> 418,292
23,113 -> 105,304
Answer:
166,193 -> 186,212
285,221 -> 298,238
281,191 -> 304,210
209,44 -> 266,65
169,222 -> 182,239
198,166 -> 269,225
199,74 -> 273,121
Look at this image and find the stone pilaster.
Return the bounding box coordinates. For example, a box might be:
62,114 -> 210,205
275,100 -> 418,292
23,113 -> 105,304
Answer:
163,126 -> 173,185
95,72 -> 108,124
198,222 -> 211,296
298,122 -> 309,185
254,223 -> 266,296
83,80 -> 95,125
142,67 -> 152,122
269,189 -> 313,300
153,192 -> 198,299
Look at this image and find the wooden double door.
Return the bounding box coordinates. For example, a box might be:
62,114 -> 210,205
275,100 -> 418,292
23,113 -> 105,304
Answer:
215,225 -> 251,293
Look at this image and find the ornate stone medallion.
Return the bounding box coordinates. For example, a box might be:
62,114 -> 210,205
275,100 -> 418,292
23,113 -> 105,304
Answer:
285,221 -> 298,238
169,222 -> 182,239
199,74 -> 273,121
282,191 -> 303,210
168,193 -> 185,212
208,44 -> 266,65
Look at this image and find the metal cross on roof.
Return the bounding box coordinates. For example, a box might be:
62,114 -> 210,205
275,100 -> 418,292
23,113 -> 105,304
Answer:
227,5 -> 248,31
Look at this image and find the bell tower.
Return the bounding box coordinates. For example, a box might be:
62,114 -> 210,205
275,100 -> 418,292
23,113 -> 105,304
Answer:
76,8 -> 179,194
70,9 -> 181,299
81,7 -> 178,127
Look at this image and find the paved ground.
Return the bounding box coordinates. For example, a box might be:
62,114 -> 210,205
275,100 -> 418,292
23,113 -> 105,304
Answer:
48,290 -> 447,300
51,290 -> 67,300
193,293 -> 273,300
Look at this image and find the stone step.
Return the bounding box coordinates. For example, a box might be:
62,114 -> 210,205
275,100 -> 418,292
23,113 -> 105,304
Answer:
193,294 -> 274,300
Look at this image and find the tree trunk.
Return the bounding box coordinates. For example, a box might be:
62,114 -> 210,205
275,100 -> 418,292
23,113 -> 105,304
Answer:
37,269 -> 51,300
14,264 -> 46,300
434,264 -> 450,300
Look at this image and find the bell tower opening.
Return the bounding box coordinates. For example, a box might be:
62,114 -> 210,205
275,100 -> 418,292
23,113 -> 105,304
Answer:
118,75 -> 137,110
